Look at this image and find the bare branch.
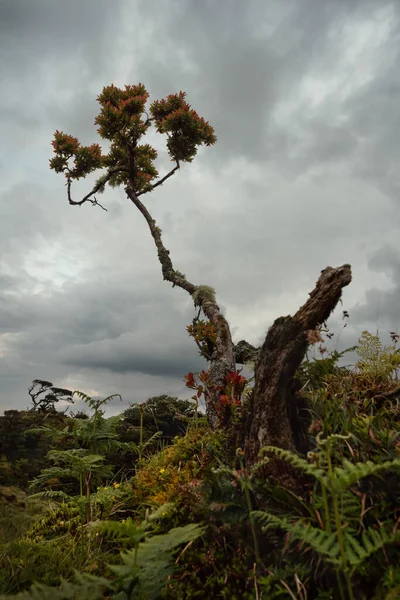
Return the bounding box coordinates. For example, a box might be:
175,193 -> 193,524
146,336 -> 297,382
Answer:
245,264 -> 352,476
124,185 -> 235,429
65,166 -> 126,211
294,264 -> 352,330
125,186 -> 197,295
137,160 -> 180,197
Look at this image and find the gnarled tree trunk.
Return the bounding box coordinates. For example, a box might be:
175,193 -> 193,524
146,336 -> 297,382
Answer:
243,264 -> 352,485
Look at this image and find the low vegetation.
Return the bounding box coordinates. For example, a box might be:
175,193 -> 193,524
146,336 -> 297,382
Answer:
0,329 -> 399,599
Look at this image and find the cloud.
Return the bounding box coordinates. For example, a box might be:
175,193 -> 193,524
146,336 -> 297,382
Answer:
1,0 -> 400,412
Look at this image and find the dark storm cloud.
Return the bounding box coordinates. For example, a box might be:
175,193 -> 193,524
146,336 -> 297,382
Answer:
2,0 -> 400,411
0,0 -> 126,162
0,264 -> 203,380
61,336 -> 205,378
128,0 -> 399,171
0,0 -> 122,67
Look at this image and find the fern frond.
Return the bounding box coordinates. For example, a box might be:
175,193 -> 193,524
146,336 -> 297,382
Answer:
110,523 -> 205,598
72,390 -> 94,403
28,490 -> 72,500
259,446 -> 327,483
252,511 -> 341,562
332,458 -> 400,492
25,426 -> 62,441
344,527 -> 400,567
100,393 -> 122,404
91,517 -> 147,546
0,572 -> 110,600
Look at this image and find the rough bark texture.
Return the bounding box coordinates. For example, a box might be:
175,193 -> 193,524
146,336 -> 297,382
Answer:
201,301 -> 235,429
234,340 -> 260,365
244,264 -> 352,484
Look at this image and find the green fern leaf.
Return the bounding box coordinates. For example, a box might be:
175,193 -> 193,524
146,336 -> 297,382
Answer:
259,446 -> 327,483
332,458 -> 400,492
0,572 -> 110,599
252,511 -> 340,562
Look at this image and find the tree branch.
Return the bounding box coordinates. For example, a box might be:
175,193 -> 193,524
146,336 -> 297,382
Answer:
124,185 -> 235,429
65,167 -> 126,211
125,186 -> 197,295
294,264 -> 352,330
245,264 -> 352,473
137,160 -> 180,197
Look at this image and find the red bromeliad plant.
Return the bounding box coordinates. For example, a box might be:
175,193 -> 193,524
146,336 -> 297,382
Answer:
220,371 -> 248,407
184,368 -> 248,422
51,82 -> 352,483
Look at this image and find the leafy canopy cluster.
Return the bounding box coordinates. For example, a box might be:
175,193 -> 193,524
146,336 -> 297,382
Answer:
50,83 -> 217,195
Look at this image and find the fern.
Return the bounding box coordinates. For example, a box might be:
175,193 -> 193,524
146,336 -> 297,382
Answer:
28,490 -> 72,501
356,330 -> 400,380
1,516 -> 205,600
259,445 -> 327,483
253,511 -> 341,560
340,527 -> 400,568
110,523 -> 205,599
331,458 -> 400,492
253,510 -> 400,574
0,573 -> 111,600
254,434 -> 400,600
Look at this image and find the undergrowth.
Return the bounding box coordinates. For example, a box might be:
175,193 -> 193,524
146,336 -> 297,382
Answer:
0,330 -> 400,599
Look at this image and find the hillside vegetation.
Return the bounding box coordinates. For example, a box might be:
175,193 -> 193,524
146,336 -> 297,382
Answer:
0,330 -> 400,599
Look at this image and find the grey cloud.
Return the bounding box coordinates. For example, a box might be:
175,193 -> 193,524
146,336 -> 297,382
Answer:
0,266 -> 203,388
128,0 -> 398,171
349,245 -> 400,334
61,334 -> 205,378
2,0 -> 400,412
0,0 -> 123,65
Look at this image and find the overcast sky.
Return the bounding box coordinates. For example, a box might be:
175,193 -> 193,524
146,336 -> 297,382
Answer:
1,0 -> 400,415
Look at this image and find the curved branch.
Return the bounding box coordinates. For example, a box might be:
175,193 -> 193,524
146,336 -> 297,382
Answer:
294,264 -> 352,329
245,264 -> 352,475
65,167 -> 126,211
125,186 -> 197,294
125,185 -> 235,428
137,160 -> 180,197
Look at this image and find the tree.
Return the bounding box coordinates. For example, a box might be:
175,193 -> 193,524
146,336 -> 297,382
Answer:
121,395 -> 196,442
28,379 -> 74,413
50,84 -> 351,485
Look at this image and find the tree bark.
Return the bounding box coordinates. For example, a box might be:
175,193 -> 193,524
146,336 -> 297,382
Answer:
201,301 -> 235,429
244,264 -> 352,483
234,340 -> 260,365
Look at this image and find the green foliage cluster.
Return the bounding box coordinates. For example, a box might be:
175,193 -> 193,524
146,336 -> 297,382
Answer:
50,84 -> 217,196
1,330 -> 400,599
0,395 -> 195,491
0,411 -> 73,488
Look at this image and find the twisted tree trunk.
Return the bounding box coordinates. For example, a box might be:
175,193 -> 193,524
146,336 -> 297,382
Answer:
244,264 -> 352,484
